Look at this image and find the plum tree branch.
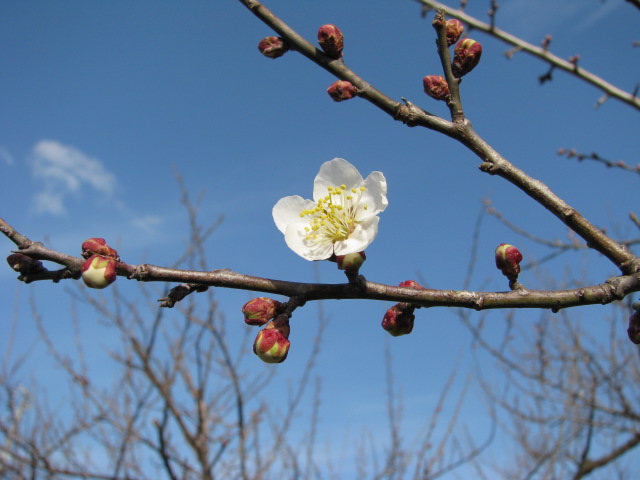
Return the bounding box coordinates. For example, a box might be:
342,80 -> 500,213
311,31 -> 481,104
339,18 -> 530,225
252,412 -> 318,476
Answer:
2,217 -> 639,311
240,0 -> 455,136
416,0 -> 640,111
2,1 -> 639,316
238,0 -> 640,275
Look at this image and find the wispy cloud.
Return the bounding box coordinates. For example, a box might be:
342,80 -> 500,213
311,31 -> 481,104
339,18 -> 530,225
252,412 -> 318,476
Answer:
30,140 -> 117,215
500,0 -> 621,39
572,1 -> 621,34
0,146 -> 14,165
131,214 -> 163,234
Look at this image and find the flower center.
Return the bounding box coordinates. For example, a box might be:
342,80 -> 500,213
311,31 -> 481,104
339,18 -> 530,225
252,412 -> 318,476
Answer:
299,184 -> 368,245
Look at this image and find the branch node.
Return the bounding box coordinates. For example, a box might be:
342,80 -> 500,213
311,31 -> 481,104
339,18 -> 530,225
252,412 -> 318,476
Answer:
396,98 -> 428,126
130,264 -> 150,280
478,161 -> 497,174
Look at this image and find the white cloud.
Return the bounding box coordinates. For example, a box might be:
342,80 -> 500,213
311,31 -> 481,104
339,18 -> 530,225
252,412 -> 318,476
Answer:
30,140 -> 117,215
130,214 -> 163,233
572,0 -> 621,34
500,0 -> 622,40
0,146 -> 14,165
32,191 -> 66,216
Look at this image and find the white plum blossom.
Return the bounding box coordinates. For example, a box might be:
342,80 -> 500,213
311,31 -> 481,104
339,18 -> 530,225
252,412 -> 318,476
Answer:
273,158 -> 388,261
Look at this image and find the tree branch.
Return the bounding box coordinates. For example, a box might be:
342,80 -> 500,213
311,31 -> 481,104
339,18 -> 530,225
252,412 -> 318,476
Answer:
2,217 -> 639,311
237,0 -> 640,276
415,0 -> 640,111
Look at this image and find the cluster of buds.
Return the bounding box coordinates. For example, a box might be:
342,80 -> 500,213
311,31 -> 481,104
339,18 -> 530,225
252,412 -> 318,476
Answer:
452,38 -> 482,77
423,75 -> 449,101
423,17 -> 481,100
317,24 -> 344,58
381,280 -> 425,337
242,297 -> 283,326
627,303 -> 640,345
495,243 -> 523,282
253,315 -> 291,364
242,298 -> 290,363
80,238 -> 119,289
258,36 -> 290,59
327,80 -> 358,102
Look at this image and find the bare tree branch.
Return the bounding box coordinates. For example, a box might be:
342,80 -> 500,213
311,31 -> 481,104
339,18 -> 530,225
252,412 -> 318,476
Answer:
415,0 -> 640,111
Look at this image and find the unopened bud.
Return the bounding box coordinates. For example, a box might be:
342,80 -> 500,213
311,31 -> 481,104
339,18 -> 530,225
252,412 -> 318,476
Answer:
336,251 -> 366,273
6,253 -> 45,274
81,238 -> 120,261
445,19 -> 464,46
628,307 -> 640,345
327,80 -> 357,102
381,303 -> 415,337
495,243 -> 523,281
81,254 -> 117,289
423,75 -> 450,101
452,39 -> 482,77
258,36 -> 290,59
398,279 -> 424,290
253,316 -> 291,363
242,297 -> 282,326
318,24 -> 344,58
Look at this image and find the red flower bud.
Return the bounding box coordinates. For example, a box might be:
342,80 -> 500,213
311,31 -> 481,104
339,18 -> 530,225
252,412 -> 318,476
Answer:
381,303 -> 415,337
258,36 -> 290,59
6,253 -> 45,274
495,243 -> 523,281
452,39 -> 482,77
253,316 -> 291,363
423,75 -> 450,101
318,24 -> 344,58
398,279 -> 424,290
445,19 -> 464,46
242,297 -> 282,326
81,238 -> 120,261
327,80 -> 357,102
81,254 -> 117,289
628,310 -> 640,345
336,251 -> 366,273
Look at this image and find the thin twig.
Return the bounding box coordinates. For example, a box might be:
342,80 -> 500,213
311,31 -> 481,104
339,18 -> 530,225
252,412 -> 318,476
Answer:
415,0 -> 640,111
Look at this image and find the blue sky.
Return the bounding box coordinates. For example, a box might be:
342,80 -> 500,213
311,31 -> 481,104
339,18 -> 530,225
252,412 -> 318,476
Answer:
1,0 -> 639,476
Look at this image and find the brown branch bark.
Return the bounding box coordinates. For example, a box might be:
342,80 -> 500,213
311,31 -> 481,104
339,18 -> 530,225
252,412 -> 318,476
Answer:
2,216 -> 639,311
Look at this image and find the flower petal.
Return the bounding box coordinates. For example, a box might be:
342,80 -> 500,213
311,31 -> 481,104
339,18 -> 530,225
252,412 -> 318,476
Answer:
284,223 -> 334,261
272,195 -> 315,234
333,216 -> 379,256
360,171 -> 388,215
313,158 -> 363,201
